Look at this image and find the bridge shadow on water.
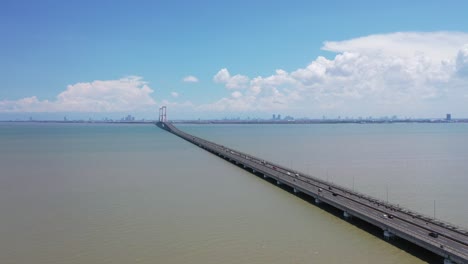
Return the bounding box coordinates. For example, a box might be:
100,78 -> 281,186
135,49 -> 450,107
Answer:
224,159 -> 442,264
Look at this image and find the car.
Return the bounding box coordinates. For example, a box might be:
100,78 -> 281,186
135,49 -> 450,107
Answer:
332,193 -> 338,197
286,172 -> 291,176
382,214 -> 388,218
318,188 -> 323,192
388,215 -> 394,219
429,232 -> 439,238
295,173 -> 300,177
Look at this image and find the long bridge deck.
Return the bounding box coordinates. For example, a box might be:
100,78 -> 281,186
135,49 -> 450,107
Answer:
157,121 -> 468,263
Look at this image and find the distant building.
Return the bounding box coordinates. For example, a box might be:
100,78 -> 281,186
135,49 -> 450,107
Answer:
124,115 -> 135,121
272,114 -> 276,120
446,113 -> 451,121
277,114 -> 281,120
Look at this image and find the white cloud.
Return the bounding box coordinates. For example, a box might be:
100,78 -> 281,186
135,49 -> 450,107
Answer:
322,31 -> 468,62
456,44 -> 468,77
213,68 -> 249,89
198,96 -> 256,112
202,32 -> 468,116
160,99 -> 193,107
0,76 -> 156,112
231,91 -> 242,98
4,32 -> 468,118
183,75 -> 199,83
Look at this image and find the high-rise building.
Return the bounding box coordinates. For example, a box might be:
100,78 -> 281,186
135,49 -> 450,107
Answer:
272,114 -> 276,120
446,114 -> 451,121
277,114 -> 281,120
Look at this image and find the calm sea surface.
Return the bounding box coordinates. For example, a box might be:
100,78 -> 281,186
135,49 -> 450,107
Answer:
1,122 -> 467,264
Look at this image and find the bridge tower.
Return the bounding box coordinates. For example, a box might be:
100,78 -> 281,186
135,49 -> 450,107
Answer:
158,107 -> 161,122
158,106 -> 167,122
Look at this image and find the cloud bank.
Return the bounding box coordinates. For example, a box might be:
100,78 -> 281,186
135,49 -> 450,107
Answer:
3,32 -> 468,117
0,76 -> 156,112
204,31 -> 468,116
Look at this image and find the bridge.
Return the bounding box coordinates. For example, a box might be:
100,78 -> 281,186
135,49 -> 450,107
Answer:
156,120 -> 468,264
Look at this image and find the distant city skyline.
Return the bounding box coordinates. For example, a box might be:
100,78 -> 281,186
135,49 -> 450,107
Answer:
2,1 -> 468,120
5,111 -> 464,124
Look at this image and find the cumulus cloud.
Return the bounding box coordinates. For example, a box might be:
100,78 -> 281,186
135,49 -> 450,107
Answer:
202,32 -> 468,115
231,91 -> 242,98
323,31 -> 468,62
5,32 -> 468,117
213,68 -> 250,89
456,44 -> 468,77
183,75 -> 199,83
0,76 -> 156,112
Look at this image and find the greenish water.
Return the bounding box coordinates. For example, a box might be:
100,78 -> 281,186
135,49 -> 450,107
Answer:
1,122 -> 466,263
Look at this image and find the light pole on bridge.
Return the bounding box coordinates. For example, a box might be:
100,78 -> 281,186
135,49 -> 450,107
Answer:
386,185 -> 388,203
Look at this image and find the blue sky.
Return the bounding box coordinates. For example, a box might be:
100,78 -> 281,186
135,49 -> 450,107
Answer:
2,0 -> 468,120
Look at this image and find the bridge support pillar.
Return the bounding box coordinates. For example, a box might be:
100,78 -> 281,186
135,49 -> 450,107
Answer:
383,230 -> 395,240
276,180 -> 281,185
263,174 -> 267,179
315,198 -> 321,204
293,188 -> 299,194
343,211 -> 351,219
443,258 -> 454,264
252,170 -> 256,173
243,165 -> 246,168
